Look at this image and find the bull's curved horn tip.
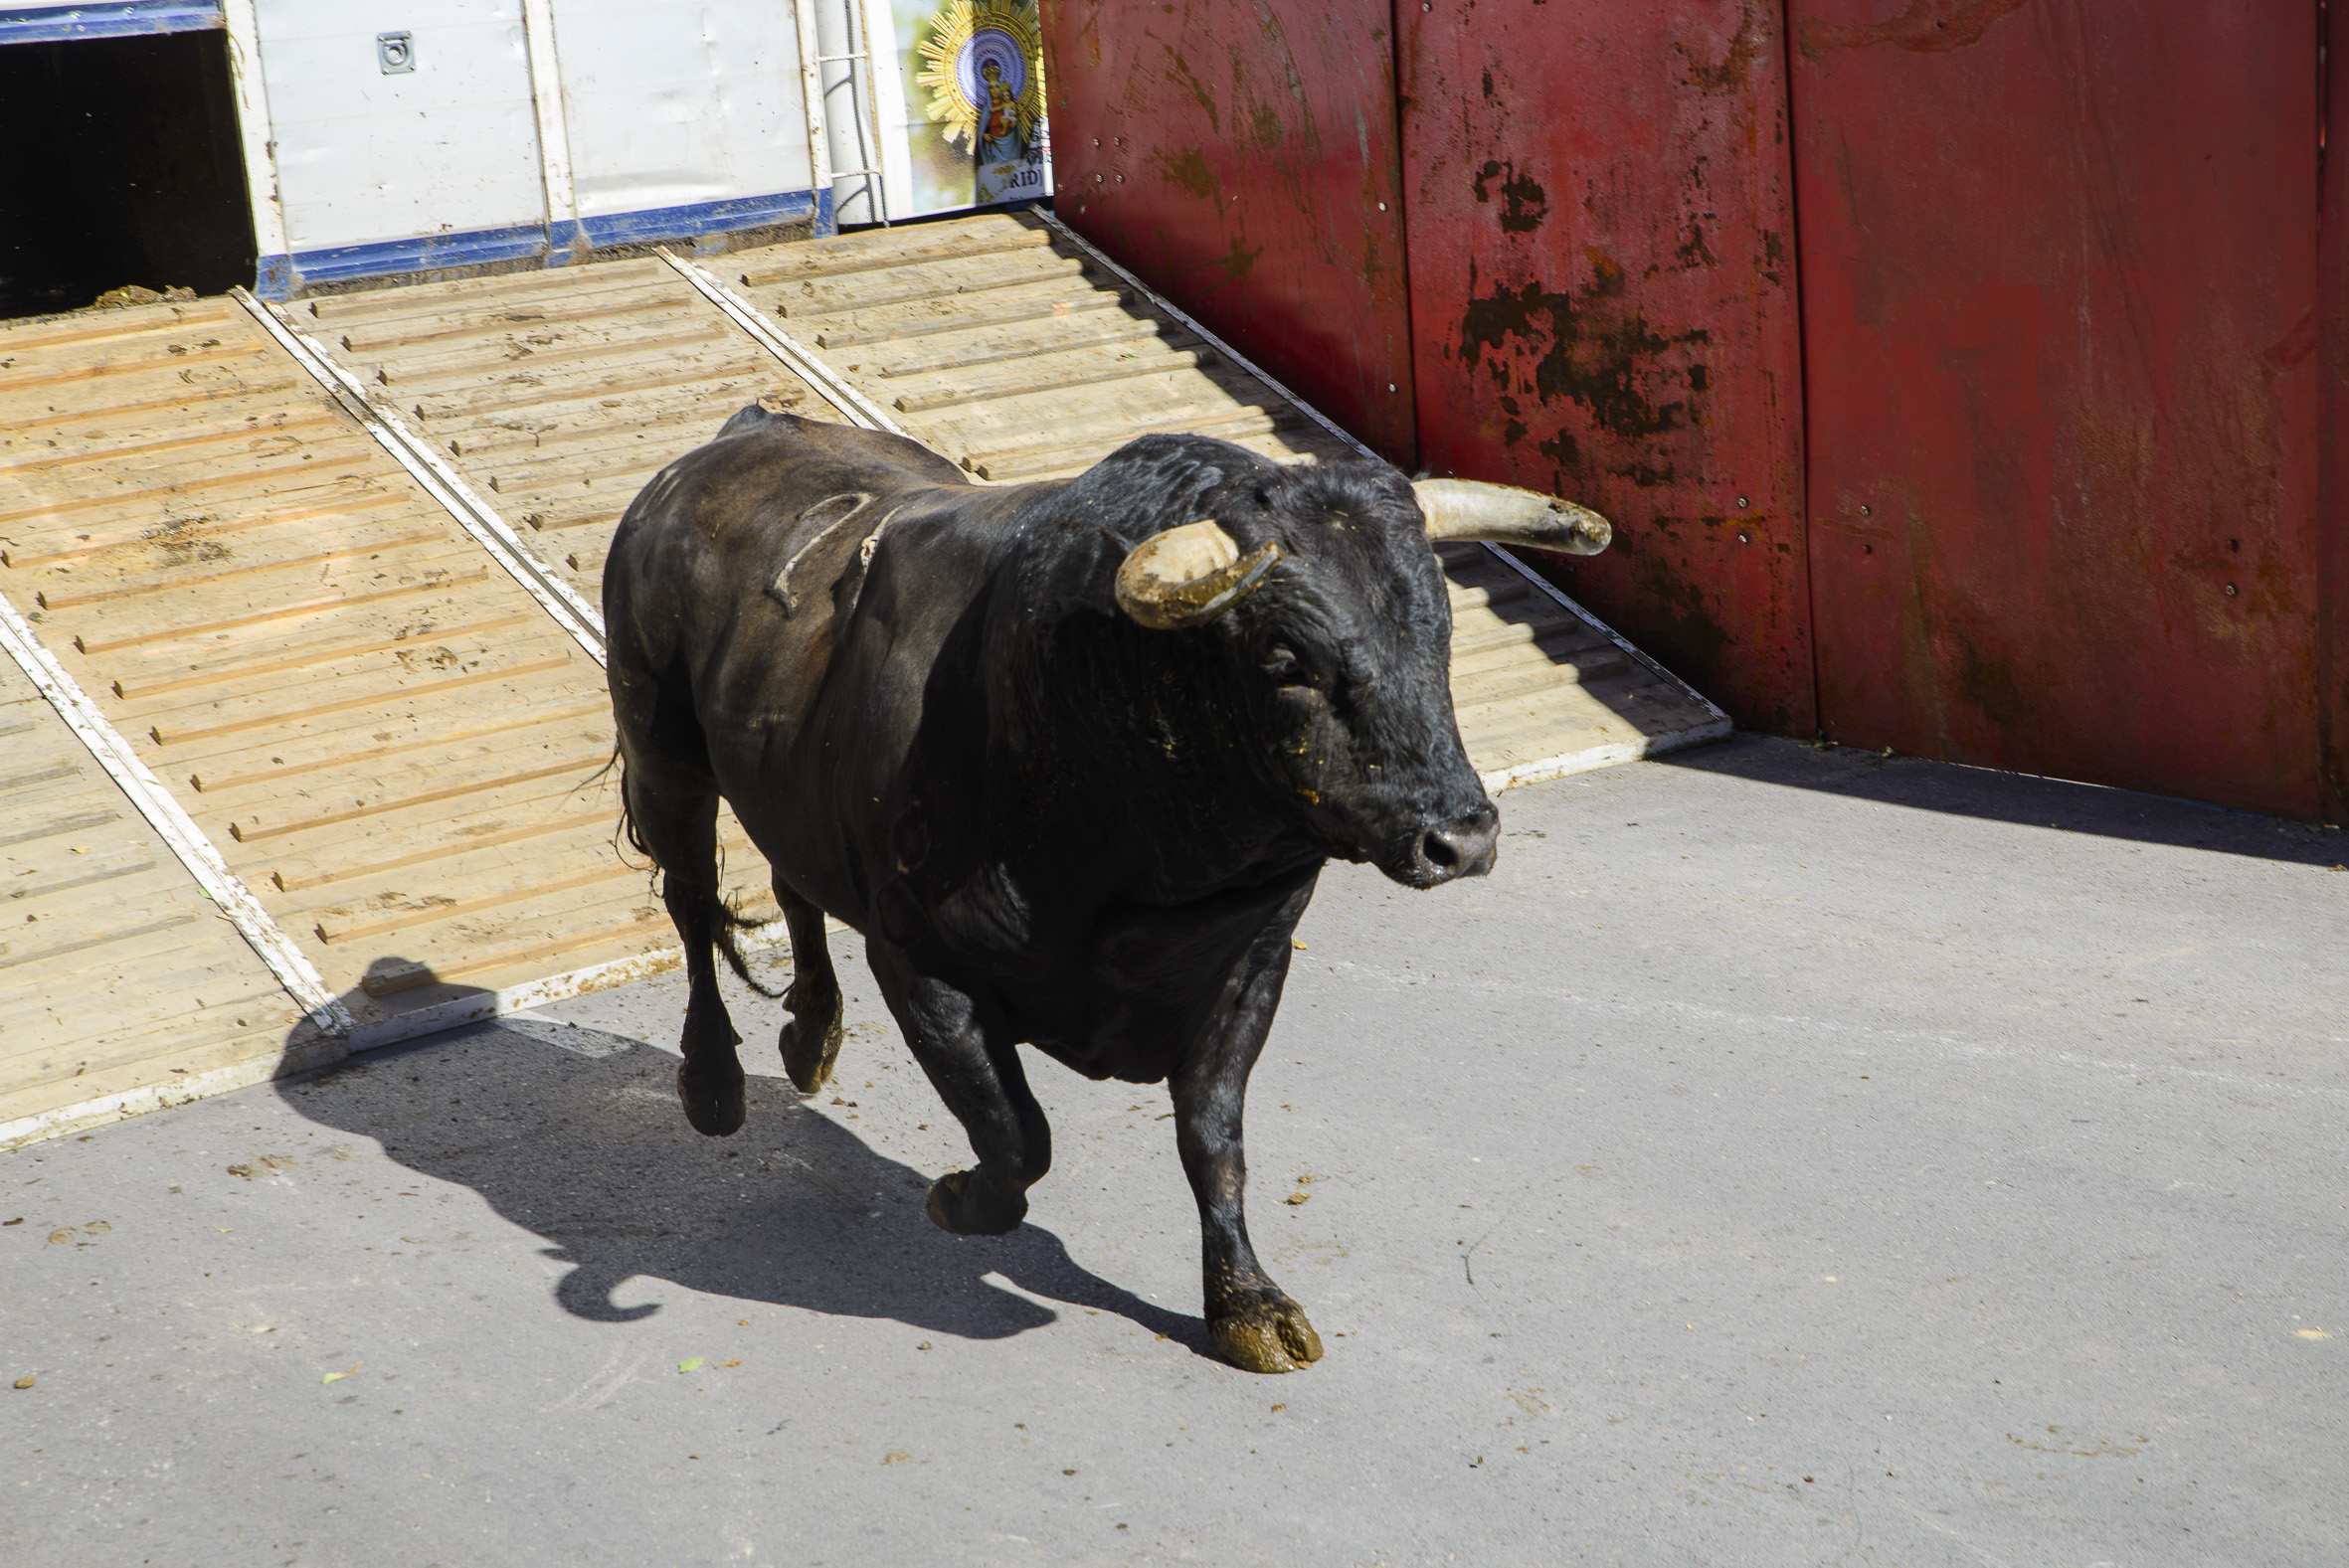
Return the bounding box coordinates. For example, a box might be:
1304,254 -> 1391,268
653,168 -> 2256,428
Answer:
1412,477 -> 1614,555
1115,519 -> 1283,629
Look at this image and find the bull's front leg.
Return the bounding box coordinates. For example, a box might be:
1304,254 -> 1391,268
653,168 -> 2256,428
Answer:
1173,877 -> 1324,1374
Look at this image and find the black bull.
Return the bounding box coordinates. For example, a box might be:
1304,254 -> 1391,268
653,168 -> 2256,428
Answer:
603,405 -> 1610,1372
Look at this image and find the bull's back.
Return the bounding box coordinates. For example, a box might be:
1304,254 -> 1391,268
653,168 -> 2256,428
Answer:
604,406 -> 968,717
602,407 -> 1016,920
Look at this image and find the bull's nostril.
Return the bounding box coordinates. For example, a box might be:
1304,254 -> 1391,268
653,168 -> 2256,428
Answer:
1421,828 -> 1461,869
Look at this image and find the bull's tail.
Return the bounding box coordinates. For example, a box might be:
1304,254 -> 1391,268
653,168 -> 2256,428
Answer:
608,744 -> 787,1000
709,899 -> 788,1000
601,746 -> 652,866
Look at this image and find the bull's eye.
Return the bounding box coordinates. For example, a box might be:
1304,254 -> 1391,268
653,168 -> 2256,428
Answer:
1263,643 -> 1309,686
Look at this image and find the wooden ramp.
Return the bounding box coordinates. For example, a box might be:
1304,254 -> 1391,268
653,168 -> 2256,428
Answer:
0,649 -> 306,1138
0,297 -> 789,1141
0,211 -> 1720,1143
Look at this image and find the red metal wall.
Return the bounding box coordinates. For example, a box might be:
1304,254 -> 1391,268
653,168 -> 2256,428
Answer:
1789,1 -> 2322,817
2322,0 -> 2349,823
1044,1 -> 2337,816
1397,0 -> 1815,734
1042,0 -> 1418,464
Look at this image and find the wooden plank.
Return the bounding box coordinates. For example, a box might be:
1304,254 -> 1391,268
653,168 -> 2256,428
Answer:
369,320 -> 734,389
774,251 -> 1089,318
110,611 -> 537,700
262,806 -> 615,893
311,858 -> 639,946
148,652 -> 575,749
32,527 -> 451,611
730,214 -> 1037,280
69,568 -> 491,655
1,488 -> 414,573
807,280 -> 1132,351
0,407 -> 341,475
0,358 -> 294,438
0,301 -> 238,357
327,280 -> 695,354
230,748 -> 609,844
298,259 -> 673,325
890,342 -> 1210,413
734,220 -> 1046,284
187,697 -> 607,796
861,312 -> 1191,379
0,447 -> 382,527
410,359 -> 786,424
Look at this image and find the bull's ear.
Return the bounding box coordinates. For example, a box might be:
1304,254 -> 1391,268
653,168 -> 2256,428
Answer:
1114,519 -> 1284,630
1412,477 -> 1613,556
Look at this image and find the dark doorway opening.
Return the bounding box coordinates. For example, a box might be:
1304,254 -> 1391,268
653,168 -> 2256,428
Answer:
0,29 -> 258,320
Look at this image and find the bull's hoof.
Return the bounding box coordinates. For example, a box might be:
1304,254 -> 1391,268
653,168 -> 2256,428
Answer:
925,1168 -> 1027,1236
780,985 -> 844,1094
676,1057 -> 746,1137
1209,1294 -> 1324,1373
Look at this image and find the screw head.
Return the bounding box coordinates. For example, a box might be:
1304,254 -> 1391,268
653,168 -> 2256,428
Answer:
2225,583 -> 2239,597
1859,504 -> 1872,517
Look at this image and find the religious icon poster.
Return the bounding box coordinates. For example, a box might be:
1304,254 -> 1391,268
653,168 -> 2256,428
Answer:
879,0 -> 1052,217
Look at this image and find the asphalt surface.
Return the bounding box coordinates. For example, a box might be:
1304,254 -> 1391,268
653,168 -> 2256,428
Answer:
4,734 -> 2344,1566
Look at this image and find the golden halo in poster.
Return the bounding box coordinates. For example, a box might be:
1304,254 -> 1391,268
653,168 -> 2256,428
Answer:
915,0 -> 1048,204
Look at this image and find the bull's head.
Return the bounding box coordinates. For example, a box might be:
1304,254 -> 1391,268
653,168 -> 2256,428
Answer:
1110,466 -> 1612,889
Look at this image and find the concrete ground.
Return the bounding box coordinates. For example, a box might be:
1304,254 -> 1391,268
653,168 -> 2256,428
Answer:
3,734 -> 2344,1567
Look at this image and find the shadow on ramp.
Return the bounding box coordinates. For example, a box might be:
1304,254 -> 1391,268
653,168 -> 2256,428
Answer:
272,964 -> 1210,1355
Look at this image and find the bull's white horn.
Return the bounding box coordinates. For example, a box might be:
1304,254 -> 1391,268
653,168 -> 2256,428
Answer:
1115,519 -> 1284,630
1412,477 -> 1613,555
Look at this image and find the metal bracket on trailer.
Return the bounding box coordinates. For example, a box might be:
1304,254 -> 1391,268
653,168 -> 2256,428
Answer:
0,592 -> 355,1038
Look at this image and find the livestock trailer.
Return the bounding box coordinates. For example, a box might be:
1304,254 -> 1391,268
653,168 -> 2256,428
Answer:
0,0 -> 1053,312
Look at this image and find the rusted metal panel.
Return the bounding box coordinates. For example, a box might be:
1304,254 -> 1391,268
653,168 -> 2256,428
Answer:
2321,0 -> 2349,824
1790,1 -> 2321,815
1040,0 -> 1417,464
1397,1 -> 1815,735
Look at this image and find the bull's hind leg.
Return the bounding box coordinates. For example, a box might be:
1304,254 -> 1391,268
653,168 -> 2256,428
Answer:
623,761 -> 747,1136
867,941 -> 1047,1235
774,881 -> 843,1092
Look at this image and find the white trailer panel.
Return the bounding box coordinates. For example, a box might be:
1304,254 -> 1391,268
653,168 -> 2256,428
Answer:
254,0 -> 548,278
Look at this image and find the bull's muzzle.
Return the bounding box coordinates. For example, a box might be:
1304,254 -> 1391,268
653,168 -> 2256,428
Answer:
1405,802 -> 1500,887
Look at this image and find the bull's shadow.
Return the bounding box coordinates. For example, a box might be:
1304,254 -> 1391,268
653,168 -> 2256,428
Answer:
273,971 -> 1207,1351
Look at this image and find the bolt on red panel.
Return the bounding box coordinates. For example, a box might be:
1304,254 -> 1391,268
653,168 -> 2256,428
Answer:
1790,1 -> 2321,815
1398,0 -> 1815,735
1042,0 -> 1418,464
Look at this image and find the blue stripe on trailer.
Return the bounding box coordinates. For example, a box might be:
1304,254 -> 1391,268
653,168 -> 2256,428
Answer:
255,223 -> 553,300
0,1 -> 222,44
570,188 -> 833,253
255,188 -> 836,298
